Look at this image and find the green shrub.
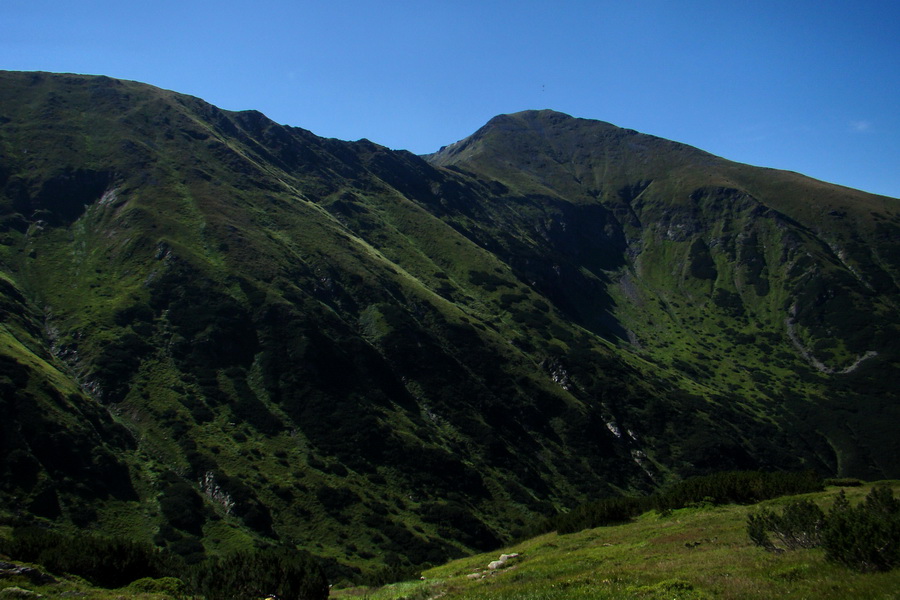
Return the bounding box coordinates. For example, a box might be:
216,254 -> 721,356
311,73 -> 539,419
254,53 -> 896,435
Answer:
822,487 -> 900,572
553,496 -> 647,535
824,478 -> 864,487
527,471 -> 824,538
361,563 -> 422,587
188,547 -> 328,600
0,527 -> 179,587
159,471 -> 206,535
655,471 -> 823,511
748,486 -> 900,573
747,499 -> 824,551
128,576 -> 189,597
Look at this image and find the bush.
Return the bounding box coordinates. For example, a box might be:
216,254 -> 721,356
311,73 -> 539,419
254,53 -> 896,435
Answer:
128,576 -> 189,596
159,471 -> 206,534
0,527 -> 179,588
361,563 -> 422,587
747,499 -> 824,551
822,487 -> 900,572
526,470 -> 824,539
824,478 -> 864,487
748,486 -> 900,573
188,547 -> 329,600
553,496 -> 647,535
655,470 -> 823,511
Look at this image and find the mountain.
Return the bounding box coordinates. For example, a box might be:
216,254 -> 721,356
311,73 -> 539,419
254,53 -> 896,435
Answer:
0,71 -> 898,573
426,109 -> 900,472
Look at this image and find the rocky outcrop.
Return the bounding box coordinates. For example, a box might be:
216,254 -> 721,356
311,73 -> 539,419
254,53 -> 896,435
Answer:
0,562 -> 57,585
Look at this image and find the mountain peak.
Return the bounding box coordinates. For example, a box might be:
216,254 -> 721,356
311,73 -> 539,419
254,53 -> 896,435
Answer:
486,108 -> 578,126
462,109 -> 619,146
425,109 -> 583,168
424,107 -> 710,196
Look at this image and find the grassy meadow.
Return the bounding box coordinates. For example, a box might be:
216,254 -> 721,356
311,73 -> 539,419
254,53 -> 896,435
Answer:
333,482 -> 900,600
1,468 -> 898,600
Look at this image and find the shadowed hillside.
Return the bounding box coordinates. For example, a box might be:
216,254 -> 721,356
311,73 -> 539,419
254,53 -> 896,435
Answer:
0,72 -> 897,573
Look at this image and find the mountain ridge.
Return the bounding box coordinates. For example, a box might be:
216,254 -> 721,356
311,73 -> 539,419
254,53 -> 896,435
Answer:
0,71 -> 897,573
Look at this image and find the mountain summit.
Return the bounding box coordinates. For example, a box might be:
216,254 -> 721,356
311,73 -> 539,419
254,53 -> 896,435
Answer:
428,109 -> 720,187
1,72 -> 898,570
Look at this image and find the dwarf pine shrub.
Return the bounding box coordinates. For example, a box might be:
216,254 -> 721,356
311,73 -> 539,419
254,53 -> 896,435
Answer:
188,547 -> 329,600
746,499 -> 824,551
748,486 -> 900,573
821,487 -> 900,572
526,470 -> 824,538
0,527 -> 178,587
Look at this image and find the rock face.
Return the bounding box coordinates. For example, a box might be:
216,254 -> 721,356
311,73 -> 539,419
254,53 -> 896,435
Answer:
0,72 -> 899,568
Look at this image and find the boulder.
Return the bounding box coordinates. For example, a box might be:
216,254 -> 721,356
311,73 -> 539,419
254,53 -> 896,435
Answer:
487,552 -> 521,570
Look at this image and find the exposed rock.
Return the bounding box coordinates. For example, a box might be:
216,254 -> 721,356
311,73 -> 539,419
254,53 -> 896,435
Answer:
487,552 -> 521,570
0,587 -> 43,600
0,563 -> 56,585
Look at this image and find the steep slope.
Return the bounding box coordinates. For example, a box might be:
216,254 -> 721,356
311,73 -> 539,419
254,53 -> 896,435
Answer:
427,109 -> 900,477
0,74 -> 898,573
0,73 -> 679,567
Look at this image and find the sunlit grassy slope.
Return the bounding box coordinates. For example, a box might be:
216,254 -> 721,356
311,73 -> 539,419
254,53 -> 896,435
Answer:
336,482 -> 900,600
1,484 -> 898,599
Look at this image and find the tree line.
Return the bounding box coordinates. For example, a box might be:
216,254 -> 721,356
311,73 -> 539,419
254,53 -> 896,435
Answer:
523,470 -> 824,537
0,529 -> 329,600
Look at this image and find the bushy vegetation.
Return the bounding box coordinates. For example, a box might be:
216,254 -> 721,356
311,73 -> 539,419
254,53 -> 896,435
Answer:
188,547 -> 329,600
824,477 -> 864,487
747,499 -> 824,550
654,470 -> 823,510
0,527 -> 177,588
539,495 -> 646,536
0,528 -> 329,599
748,485 -> 900,572
530,470 -> 823,537
823,486 -> 900,572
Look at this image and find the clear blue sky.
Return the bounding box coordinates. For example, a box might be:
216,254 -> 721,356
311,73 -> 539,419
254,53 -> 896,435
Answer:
4,0 -> 899,198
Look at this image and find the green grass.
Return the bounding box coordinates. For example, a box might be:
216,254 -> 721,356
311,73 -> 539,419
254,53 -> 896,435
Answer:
334,483 -> 900,600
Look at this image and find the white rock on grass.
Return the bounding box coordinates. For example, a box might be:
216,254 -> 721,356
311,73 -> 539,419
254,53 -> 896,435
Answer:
487,552 -> 521,570
0,588 -> 44,600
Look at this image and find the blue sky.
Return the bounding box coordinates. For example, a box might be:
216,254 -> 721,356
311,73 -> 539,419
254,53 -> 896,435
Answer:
4,0 -> 899,197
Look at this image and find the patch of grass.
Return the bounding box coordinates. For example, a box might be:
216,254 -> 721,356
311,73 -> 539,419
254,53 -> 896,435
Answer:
361,482 -> 900,600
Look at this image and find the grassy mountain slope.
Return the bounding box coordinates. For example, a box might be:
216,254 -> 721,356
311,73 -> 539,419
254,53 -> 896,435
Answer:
5,484 -> 896,600
340,481 -> 900,600
426,109 -> 900,478
0,73 -> 898,572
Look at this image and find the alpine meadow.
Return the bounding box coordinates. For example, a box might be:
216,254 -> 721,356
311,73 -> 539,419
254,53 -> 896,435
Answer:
1,71 -> 899,597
